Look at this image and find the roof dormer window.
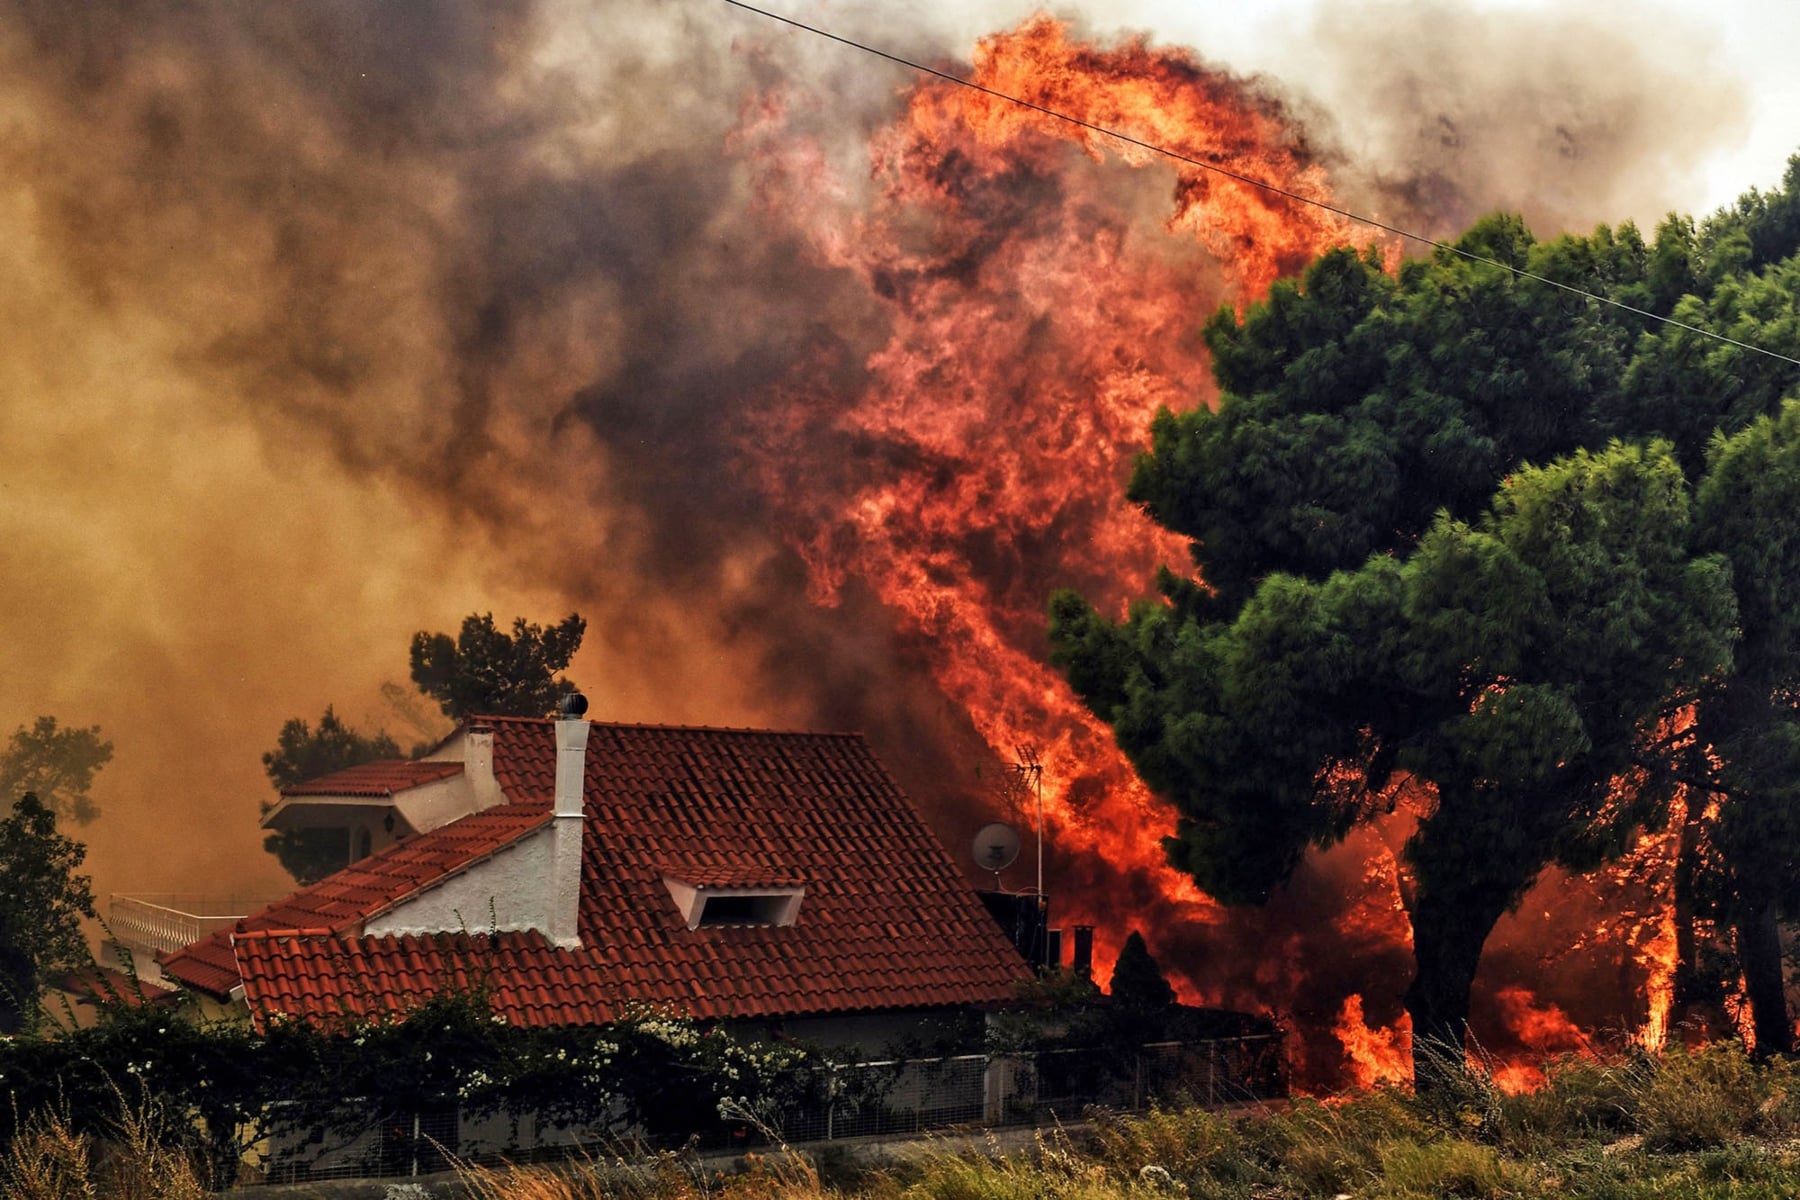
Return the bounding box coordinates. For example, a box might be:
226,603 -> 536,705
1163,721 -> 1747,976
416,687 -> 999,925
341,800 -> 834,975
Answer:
661,872 -> 804,930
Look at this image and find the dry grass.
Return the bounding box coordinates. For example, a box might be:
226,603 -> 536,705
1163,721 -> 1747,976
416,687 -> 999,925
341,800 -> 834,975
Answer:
3,1101 -> 206,1200
458,1149 -> 827,1200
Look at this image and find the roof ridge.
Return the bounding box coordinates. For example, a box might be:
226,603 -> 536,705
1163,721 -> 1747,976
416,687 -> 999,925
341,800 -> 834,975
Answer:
218,804 -> 555,939
278,757 -> 465,797
478,715 -> 870,738
233,927 -> 335,942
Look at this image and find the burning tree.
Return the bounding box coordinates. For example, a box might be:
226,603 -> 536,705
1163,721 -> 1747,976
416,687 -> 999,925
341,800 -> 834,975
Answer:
1052,198 -> 1800,1082
722,5 -> 1800,1071
1688,401 -> 1800,1056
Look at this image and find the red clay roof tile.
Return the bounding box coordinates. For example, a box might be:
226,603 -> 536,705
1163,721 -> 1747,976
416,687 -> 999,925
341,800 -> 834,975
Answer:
173,719 -> 1031,1027
280,758 -> 464,798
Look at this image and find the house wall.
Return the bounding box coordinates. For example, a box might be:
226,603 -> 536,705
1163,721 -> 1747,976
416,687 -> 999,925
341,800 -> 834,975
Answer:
391,774 -> 482,837
420,728 -> 466,763
365,827 -> 555,937
421,727 -> 505,810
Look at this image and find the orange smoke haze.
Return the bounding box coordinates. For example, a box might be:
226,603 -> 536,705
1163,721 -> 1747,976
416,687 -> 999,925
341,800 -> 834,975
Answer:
0,1 -> 1760,1087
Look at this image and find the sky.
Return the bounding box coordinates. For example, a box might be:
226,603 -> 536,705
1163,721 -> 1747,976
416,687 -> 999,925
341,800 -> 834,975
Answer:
2,0 -> 1798,916
1265,0 -> 1797,213
1010,0 -> 1800,216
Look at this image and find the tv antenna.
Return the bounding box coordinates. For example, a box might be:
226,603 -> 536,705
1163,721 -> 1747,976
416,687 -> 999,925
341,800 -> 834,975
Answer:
1013,745 -> 1044,899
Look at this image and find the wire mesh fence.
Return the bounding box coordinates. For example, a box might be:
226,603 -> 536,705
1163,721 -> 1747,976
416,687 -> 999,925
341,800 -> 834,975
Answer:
248,1033 -> 1285,1185
781,1054 -> 989,1143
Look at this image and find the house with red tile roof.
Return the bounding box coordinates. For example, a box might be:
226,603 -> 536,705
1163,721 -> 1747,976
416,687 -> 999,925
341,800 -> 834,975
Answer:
259,752 -> 491,871
162,704 -> 1032,1051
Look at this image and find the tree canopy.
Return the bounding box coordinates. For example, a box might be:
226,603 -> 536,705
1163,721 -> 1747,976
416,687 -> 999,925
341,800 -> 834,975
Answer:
1109,930 -> 1175,1014
261,706 -> 401,790
0,716 -> 112,826
1052,160 -> 1800,1079
1684,402 -> 1800,1054
0,793 -> 96,1033
408,612 -> 586,720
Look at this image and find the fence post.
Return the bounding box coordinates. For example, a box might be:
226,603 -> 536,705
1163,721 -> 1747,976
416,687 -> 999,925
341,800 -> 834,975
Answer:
983,1054 -> 1007,1124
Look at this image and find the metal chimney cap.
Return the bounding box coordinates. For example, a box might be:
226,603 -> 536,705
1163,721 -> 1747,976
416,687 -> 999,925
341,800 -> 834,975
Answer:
557,692 -> 589,718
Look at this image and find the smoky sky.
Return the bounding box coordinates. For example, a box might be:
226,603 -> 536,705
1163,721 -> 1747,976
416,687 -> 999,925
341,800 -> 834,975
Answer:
0,0 -> 1762,1078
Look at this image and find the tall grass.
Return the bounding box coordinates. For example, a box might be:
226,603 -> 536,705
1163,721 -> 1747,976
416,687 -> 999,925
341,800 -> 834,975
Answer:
458,1105 -> 829,1200
457,1147 -> 826,1200
4,1100 -> 207,1200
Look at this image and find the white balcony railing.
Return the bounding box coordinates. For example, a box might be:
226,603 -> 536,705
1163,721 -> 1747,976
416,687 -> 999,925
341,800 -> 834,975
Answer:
108,893 -> 273,959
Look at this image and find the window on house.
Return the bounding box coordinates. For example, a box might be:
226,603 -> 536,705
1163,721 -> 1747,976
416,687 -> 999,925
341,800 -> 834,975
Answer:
662,874 -> 804,929
697,893 -> 788,927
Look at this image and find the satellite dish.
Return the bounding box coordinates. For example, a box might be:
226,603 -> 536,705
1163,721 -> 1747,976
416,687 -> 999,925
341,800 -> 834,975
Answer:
972,822 -> 1022,874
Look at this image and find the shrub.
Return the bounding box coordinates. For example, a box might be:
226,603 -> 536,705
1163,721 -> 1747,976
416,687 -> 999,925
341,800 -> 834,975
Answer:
1087,1104 -> 1261,1186
1496,1053 -> 1643,1152
1249,1090 -> 1430,1195
1635,1043 -> 1766,1150
3,1100 -> 207,1200
1369,1138 -> 1524,1200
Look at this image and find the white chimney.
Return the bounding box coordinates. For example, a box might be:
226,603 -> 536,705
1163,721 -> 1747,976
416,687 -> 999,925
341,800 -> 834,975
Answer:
549,694 -> 590,948
464,725 -> 502,810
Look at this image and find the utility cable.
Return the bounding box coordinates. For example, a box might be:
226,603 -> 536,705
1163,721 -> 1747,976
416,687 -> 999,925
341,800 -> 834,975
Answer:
721,0 -> 1800,369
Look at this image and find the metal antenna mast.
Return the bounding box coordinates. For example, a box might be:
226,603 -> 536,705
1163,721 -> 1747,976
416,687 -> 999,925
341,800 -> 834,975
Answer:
1013,746 -> 1044,899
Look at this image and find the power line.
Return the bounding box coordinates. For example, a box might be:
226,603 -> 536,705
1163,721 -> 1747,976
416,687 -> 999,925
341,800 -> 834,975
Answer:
720,0 -> 1800,369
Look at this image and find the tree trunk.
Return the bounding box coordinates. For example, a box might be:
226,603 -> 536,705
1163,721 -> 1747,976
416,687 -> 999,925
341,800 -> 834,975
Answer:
1736,900 -> 1792,1058
1674,793 -> 1703,1002
1404,879 -> 1519,1089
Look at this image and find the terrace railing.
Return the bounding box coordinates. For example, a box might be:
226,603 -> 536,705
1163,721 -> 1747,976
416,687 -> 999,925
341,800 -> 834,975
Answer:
107,893 -> 272,961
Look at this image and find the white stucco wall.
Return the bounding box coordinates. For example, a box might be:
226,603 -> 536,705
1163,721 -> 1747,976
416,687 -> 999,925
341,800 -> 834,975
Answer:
393,772 -> 484,834
366,826 -> 556,937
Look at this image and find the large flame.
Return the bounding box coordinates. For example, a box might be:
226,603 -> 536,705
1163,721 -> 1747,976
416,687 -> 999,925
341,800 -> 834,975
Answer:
1335,994 -> 1411,1090
737,15 -> 1371,987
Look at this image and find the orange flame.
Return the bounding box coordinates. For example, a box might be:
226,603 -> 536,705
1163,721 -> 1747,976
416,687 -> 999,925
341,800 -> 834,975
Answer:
735,16 -> 1373,993
1335,994 -> 1411,1090
1483,985 -> 1590,1091
1637,891 -> 1679,1053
